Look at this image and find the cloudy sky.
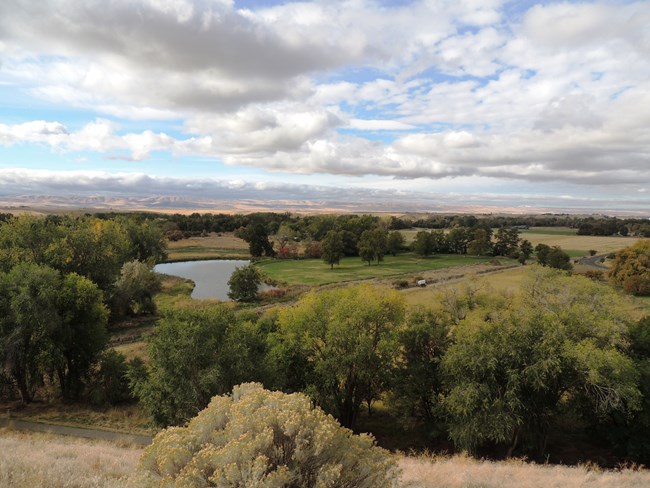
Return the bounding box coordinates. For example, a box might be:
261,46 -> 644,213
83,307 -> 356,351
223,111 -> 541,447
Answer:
1,0 -> 649,213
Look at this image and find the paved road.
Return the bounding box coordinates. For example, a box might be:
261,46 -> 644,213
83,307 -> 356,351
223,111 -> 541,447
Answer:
577,254 -> 609,270
0,417 -> 152,445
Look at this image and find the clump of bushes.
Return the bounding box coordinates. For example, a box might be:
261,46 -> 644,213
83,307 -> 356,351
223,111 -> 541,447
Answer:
393,280 -> 409,289
131,383 -> 398,487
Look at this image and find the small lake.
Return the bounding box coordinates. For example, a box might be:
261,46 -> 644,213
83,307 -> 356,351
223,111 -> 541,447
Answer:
154,260 -> 250,301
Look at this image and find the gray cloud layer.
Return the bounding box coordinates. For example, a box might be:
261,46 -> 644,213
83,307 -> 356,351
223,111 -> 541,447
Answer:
0,0 -> 649,208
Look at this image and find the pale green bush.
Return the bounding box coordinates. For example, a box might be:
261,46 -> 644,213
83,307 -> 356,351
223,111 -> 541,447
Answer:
131,383 -> 398,487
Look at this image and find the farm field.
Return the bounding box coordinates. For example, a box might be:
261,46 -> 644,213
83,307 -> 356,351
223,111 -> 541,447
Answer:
166,232 -> 249,261
257,254 -> 498,286
520,227 -> 638,255
2,430 -> 650,488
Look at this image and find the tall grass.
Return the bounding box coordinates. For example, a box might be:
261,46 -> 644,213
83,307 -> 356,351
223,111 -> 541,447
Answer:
0,429 -> 141,488
398,453 -> 650,488
2,430 -> 650,488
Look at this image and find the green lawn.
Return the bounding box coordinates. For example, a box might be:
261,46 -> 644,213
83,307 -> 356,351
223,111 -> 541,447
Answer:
257,253 -> 496,286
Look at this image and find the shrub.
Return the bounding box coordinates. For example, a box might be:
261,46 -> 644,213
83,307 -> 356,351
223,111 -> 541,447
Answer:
583,270 -> 605,281
393,280 -> 409,289
131,383 -> 398,487
85,350 -> 132,406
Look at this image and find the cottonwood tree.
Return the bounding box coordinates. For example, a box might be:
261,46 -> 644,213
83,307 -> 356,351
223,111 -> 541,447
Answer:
443,269 -> 640,457
391,308 -> 450,424
492,227 -> 520,257
130,307 -> 267,426
358,228 -> 388,265
0,263 -> 108,403
387,230 -> 405,256
274,284 -> 405,429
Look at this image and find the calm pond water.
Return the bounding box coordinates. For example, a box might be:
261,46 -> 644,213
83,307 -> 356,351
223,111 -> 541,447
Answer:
154,260 -> 250,301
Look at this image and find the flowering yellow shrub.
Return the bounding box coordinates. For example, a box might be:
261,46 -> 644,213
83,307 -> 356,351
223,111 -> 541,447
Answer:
131,383 -> 398,487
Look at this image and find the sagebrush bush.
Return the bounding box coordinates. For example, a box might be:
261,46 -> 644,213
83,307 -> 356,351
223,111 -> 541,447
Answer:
131,383 -> 398,487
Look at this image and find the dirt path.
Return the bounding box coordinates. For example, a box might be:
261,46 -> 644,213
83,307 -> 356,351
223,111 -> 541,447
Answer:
0,417 -> 153,445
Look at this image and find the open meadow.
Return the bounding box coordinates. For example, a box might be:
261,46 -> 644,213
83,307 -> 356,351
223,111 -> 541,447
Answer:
258,254 -> 499,286
166,232 -> 249,261
2,430 -> 650,488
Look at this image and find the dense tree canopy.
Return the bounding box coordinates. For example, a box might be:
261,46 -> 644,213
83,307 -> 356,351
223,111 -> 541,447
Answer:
274,284 -> 406,429
442,269 -> 640,457
0,263 -> 107,403
130,307 -> 267,426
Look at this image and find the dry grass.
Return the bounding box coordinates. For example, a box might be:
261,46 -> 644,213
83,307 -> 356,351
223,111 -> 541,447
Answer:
520,231 -> 640,255
402,266 -> 650,319
167,232 -> 249,260
0,428 -> 142,488
398,453 -> 650,488
402,266 -> 525,308
1,403 -> 154,436
2,431 -> 649,488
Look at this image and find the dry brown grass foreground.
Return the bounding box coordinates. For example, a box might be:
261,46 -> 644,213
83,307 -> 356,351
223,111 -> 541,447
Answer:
399,454 -> 650,488
0,428 -> 141,488
2,429 -> 650,488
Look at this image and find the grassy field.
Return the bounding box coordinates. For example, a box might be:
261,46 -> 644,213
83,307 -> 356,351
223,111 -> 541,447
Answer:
520,228 -> 639,255
521,227 -> 578,236
2,430 -> 650,488
258,254 -> 497,286
166,232 -> 249,261
403,265 -> 650,319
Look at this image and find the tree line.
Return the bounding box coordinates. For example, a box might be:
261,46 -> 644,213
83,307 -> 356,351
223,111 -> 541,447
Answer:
0,214 -> 167,404
129,269 -> 650,463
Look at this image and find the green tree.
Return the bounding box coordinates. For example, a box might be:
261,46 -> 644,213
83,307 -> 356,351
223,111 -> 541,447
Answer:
130,307 -> 266,426
242,223 -> 275,257
274,284 -> 405,429
443,269 -> 640,457
132,384 -> 398,488
0,216 -> 57,271
52,272 -> 108,400
546,246 -> 572,271
358,228 -> 388,265
412,231 -> 435,257
86,349 -> 132,406
111,260 -> 161,319
387,230 -> 405,256
0,264 -> 61,403
609,240 -> 650,296
0,264 -> 107,403
447,227 -> 471,254
492,227 -> 520,257
467,228 -> 492,256
228,264 -> 262,302
321,230 -> 344,269
120,218 -> 168,263
519,239 -> 534,262
391,308 -> 450,425
45,216 -> 131,293
535,243 -> 551,265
